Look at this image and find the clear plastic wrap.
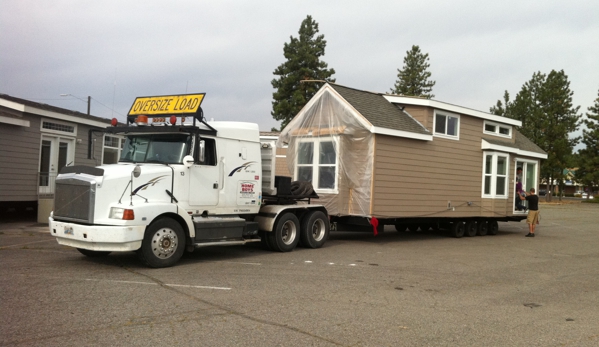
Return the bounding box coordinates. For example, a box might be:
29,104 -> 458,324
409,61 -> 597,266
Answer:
278,87 -> 374,216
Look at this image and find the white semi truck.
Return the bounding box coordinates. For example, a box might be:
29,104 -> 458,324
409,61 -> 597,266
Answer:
49,93 -> 329,267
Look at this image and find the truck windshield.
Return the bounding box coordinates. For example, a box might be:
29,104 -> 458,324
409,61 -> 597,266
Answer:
119,134 -> 191,164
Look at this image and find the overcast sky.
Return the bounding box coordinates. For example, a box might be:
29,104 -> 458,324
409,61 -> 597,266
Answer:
1,0 -> 597,145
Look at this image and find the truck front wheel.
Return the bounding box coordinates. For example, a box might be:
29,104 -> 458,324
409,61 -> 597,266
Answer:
268,213 -> 300,252
300,211 -> 329,249
137,217 -> 185,268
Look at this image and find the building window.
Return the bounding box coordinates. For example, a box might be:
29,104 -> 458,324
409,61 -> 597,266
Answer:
483,152 -> 509,198
295,137 -> 338,193
484,121 -> 512,138
40,119 -> 77,136
434,111 -> 459,139
103,135 -> 124,164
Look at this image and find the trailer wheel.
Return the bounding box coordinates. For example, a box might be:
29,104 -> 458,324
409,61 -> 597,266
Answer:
450,221 -> 465,238
464,221 -> 477,237
267,213 -> 300,252
137,217 -> 185,268
77,248 -> 111,257
477,220 -> 489,236
300,211 -> 329,249
488,220 -> 499,235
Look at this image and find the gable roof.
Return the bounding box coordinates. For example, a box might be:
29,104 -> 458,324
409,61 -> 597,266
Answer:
328,84 -> 431,137
482,129 -> 548,159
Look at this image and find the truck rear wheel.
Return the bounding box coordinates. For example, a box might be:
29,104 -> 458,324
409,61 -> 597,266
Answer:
77,248 -> 111,257
137,217 -> 185,268
300,211 -> 329,249
465,221 -> 477,237
450,221 -> 465,238
267,213 -> 300,252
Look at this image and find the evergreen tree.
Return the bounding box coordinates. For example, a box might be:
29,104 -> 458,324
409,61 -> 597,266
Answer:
576,89 -> 599,190
390,45 -> 436,98
271,15 -> 335,130
490,70 -> 581,201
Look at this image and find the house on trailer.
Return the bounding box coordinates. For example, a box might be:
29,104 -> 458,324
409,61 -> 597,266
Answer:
277,83 -> 547,230
0,94 -> 123,222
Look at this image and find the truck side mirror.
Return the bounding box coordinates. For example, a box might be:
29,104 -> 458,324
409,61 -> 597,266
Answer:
198,140 -> 205,163
183,155 -> 194,168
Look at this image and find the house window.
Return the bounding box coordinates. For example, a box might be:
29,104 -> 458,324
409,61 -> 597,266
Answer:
40,119 -> 77,136
295,137 -> 338,193
434,111 -> 459,139
483,152 -> 509,198
103,135 -> 124,164
484,121 -> 512,138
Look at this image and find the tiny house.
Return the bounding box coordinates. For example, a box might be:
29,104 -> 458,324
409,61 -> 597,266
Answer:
278,83 -> 547,236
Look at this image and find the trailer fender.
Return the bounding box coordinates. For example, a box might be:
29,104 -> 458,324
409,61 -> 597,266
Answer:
256,204 -> 326,232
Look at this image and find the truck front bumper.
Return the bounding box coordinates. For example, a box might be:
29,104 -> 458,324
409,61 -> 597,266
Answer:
49,217 -> 146,252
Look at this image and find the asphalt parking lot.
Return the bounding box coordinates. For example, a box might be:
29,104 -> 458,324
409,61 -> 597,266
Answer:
1,203 -> 598,347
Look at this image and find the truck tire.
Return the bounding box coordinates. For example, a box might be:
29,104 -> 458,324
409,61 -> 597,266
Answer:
477,220 -> 489,236
137,217 -> 185,268
464,221 -> 477,237
300,211 -> 329,249
450,221 -> 465,238
488,220 -> 499,235
77,248 -> 111,257
267,213 -> 300,252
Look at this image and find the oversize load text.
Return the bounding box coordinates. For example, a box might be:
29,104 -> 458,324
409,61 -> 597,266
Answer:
128,94 -> 205,115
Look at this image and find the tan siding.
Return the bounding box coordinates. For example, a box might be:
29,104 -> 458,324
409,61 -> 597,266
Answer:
372,113 -> 497,218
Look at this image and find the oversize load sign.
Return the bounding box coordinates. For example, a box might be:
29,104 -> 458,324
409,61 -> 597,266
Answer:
128,93 -> 205,116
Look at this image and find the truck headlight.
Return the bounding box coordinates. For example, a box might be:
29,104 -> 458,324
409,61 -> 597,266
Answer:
109,207 -> 135,220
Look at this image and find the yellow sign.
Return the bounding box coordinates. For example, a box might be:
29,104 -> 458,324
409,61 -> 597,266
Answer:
128,93 -> 205,116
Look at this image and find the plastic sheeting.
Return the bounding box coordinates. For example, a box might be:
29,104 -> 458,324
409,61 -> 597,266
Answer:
278,87 -> 374,216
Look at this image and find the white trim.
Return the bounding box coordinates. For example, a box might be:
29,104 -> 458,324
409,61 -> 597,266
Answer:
481,140 -> 548,159
294,136 -> 339,194
383,95 -> 522,126
0,115 -> 30,127
40,118 -> 78,136
0,98 -> 110,128
482,151 -> 510,199
433,110 -> 460,140
370,126 -> 433,141
483,120 -> 512,139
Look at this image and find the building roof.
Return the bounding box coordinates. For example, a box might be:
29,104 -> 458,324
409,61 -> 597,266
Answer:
482,129 -> 547,158
328,84 -> 431,136
0,93 -> 113,126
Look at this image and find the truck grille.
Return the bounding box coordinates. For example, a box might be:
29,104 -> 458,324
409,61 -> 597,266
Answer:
53,178 -> 95,223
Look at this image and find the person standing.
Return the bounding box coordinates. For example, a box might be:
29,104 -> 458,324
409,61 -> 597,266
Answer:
520,188 -> 539,237
515,167 -> 525,211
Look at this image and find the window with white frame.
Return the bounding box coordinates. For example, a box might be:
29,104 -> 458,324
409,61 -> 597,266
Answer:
483,152 -> 509,198
484,121 -> 512,138
295,137 -> 338,193
40,119 -> 77,136
103,135 -> 124,164
434,111 -> 459,139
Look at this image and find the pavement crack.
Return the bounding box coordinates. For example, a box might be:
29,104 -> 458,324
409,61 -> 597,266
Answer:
123,266 -> 346,346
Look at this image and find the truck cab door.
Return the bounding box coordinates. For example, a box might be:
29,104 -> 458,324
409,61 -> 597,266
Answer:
189,138 -> 219,206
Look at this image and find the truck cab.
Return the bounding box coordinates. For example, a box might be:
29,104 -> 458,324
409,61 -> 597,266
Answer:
49,93 -> 329,267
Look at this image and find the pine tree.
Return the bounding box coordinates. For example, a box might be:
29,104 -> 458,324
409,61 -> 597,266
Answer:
271,15 -> 335,130
576,89 -> 599,191
491,70 -> 581,201
390,45 -> 436,98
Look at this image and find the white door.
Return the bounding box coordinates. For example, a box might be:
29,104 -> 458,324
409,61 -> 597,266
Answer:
39,135 -> 75,194
515,160 -> 538,210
